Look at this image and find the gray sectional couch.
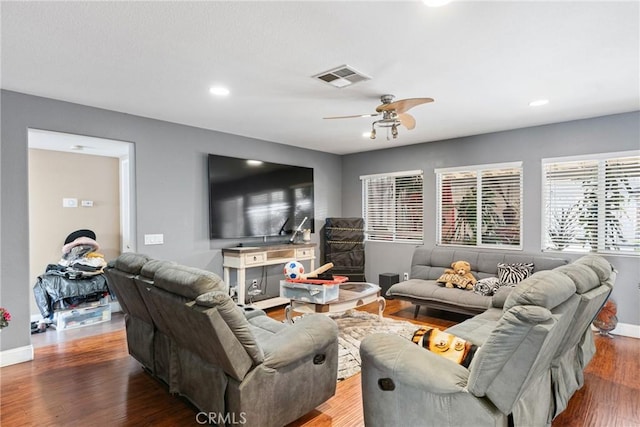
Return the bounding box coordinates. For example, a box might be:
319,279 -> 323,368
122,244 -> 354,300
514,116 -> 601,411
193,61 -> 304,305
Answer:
105,253 -> 339,427
360,253 -> 615,427
386,246 -> 569,317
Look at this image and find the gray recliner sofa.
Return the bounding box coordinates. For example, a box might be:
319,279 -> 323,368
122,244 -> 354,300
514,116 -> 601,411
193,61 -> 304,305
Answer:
360,254 -> 615,427
105,253 -> 339,427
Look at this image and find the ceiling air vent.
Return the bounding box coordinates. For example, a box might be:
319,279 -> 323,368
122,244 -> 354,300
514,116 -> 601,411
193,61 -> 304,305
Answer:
313,65 -> 371,88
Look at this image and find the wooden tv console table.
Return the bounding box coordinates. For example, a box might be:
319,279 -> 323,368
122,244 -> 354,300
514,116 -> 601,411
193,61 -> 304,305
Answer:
222,243 -> 316,308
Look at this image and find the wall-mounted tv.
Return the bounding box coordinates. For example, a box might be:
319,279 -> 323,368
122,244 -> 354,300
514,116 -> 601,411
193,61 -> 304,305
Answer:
208,154 -> 314,239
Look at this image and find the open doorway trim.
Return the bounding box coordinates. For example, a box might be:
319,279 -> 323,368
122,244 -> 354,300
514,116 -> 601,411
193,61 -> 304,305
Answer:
27,128 -> 136,253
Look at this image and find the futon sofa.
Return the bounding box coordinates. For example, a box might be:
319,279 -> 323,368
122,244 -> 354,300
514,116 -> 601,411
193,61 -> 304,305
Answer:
105,253 -> 339,427
360,254 -> 615,427
386,246 -> 569,316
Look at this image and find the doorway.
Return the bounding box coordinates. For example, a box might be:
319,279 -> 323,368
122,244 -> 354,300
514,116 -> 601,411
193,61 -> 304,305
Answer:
27,129 -> 136,320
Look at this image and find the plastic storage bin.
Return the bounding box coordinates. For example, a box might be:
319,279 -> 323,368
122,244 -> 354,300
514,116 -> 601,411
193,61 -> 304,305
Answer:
280,280 -> 339,304
54,304 -> 111,330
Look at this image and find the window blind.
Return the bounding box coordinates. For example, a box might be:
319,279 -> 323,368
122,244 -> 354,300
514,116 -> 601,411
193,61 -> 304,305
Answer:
361,170 -> 424,243
543,152 -> 640,255
437,163 -> 522,248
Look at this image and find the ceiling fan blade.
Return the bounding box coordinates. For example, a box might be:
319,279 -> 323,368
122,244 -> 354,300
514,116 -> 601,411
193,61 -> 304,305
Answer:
398,113 -> 416,130
323,113 -> 379,120
376,97 -> 434,114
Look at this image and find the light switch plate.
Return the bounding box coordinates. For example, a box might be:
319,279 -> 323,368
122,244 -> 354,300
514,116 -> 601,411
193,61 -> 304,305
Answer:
62,198 -> 78,208
144,234 -> 164,245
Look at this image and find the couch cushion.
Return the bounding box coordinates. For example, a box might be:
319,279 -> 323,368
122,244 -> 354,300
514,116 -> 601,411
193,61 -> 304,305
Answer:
572,255 -> 616,288
154,265 -> 227,299
140,259 -> 176,279
553,263 -> 601,294
387,279 -> 492,311
446,308 -> 502,346
196,291 -> 264,364
504,270 -> 576,311
114,252 -> 150,274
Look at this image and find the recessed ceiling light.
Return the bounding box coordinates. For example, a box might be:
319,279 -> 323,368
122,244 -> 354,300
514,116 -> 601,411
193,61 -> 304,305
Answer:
362,132 -> 371,138
209,86 -> 230,96
529,99 -> 549,107
423,0 -> 453,7
246,160 -> 263,166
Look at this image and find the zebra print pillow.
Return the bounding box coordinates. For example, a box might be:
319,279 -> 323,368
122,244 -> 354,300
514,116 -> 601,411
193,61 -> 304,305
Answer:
497,262 -> 534,286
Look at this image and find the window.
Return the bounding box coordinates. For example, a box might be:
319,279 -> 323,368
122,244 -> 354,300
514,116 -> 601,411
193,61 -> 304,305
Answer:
361,170 -> 423,243
542,151 -> 640,255
436,162 -> 523,248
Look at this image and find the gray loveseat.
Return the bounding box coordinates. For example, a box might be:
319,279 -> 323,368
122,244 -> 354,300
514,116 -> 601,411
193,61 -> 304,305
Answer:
105,253 -> 339,427
386,246 -> 569,317
360,254 -> 615,427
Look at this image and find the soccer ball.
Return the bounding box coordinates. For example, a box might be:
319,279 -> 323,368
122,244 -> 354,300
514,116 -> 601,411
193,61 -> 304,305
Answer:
284,260 -> 305,280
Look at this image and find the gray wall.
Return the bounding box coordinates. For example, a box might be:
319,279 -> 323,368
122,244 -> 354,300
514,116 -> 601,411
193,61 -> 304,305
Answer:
0,90 -> 342,351
342,111 -> 640,326
1,89 -> 638,355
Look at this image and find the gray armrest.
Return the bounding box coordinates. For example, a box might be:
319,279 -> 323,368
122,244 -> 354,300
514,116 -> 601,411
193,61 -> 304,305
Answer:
262,314 -> 338,369
237,305 -> 267,320
360,333 -> 469,393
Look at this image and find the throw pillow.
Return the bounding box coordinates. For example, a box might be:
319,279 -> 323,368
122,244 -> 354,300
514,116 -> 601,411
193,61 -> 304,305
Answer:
473,277 -> 501,296
411,327 -> 477,368
497,262 -> 534,286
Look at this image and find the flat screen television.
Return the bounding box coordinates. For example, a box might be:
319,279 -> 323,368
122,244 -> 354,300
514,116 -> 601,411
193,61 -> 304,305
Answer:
208,154 -> 314,239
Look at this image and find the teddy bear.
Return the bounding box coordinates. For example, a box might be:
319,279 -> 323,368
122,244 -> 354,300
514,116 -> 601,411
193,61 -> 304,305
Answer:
436,260 -> 477,290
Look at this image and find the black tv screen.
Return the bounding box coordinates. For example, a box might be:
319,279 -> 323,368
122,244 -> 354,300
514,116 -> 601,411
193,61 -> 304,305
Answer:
208,154 -> 314,239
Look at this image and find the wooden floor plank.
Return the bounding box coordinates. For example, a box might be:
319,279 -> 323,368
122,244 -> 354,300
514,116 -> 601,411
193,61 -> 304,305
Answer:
1,300 -> 638,426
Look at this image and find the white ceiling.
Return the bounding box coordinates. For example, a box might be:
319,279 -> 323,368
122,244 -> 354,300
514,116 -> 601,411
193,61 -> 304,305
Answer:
2,1 -> 638,155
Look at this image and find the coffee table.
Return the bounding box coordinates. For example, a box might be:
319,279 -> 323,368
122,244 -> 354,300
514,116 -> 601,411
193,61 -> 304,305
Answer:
284,282 -> 385,324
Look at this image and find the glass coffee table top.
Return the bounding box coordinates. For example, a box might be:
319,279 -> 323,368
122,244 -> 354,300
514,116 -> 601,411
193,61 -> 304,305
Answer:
285,282 -> 384,323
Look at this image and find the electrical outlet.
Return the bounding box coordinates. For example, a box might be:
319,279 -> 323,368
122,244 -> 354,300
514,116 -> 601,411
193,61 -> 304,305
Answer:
248,279 -> 261,297
403,272 -> 409,281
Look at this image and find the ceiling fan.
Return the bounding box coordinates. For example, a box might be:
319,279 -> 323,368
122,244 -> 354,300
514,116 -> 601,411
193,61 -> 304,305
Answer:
324,94 -> 434,140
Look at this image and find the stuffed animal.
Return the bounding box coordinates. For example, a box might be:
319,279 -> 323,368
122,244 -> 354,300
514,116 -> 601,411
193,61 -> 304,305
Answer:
437,260 -> 477,290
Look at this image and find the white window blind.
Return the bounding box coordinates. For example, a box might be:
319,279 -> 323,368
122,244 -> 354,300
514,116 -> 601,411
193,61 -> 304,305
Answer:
543,152 -> 640,255
361,170 -> 423,243
436,163 -> 522,248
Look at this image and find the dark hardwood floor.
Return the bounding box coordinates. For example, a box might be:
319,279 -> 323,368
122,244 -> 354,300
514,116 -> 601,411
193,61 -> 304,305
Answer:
1,300 -> 638,426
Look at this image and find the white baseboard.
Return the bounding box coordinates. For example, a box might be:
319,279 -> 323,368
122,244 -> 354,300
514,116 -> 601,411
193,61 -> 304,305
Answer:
0,345 -> 34,367
611,322 -> 640,339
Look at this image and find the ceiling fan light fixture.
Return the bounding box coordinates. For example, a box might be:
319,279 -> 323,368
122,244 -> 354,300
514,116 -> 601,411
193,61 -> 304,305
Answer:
370,129 -> 377,140
392,125 -> 399,139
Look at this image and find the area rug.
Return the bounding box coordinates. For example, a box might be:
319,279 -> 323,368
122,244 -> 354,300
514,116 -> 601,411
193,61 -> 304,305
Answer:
328,310 -> 419,381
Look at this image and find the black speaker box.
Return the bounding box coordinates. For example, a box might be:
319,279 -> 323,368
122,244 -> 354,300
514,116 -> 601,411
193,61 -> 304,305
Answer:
379,273 -> 399,299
